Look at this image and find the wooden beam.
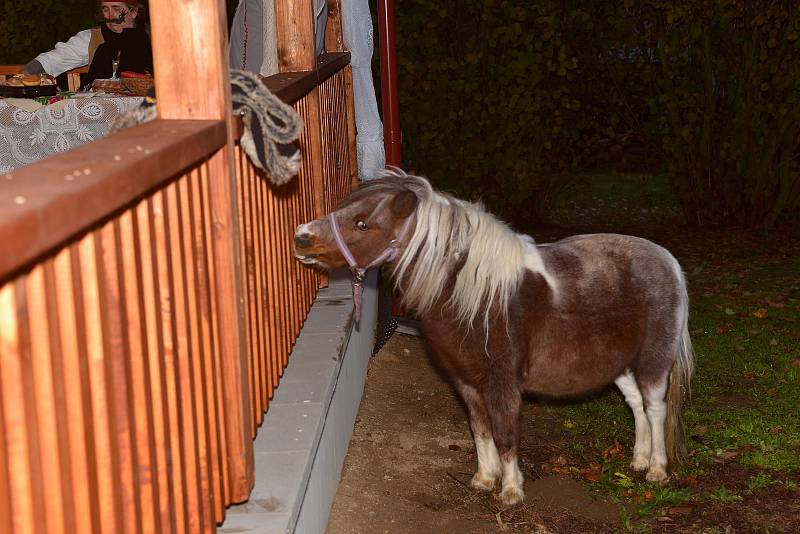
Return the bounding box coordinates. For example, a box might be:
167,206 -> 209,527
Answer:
0,120 -> 226,284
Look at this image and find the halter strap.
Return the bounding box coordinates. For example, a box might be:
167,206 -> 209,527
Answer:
328,211 -> 415,323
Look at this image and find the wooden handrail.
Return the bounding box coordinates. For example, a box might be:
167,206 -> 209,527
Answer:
0,51 -> 352,284
0,119 -> 226,283
262,52 -> 350,105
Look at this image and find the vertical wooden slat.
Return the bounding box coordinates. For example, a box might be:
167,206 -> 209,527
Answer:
60,246 -> 102,534
0,349 -> 13,534
152,189 -> 189,531
100,221 -> 141,534
255,164 -> 275,403
258,157 -> 281,393
198,161 -> 231,513
26,266 -> 67,534
0,282 -> 44,534
165,181 -> 204,533
42,262 -> 78,534
119,208 -> 161,534
179,171 -> 216,531
237,148 -> 260,431
138,198 -> 176,534
253,165 -> 270,415
343,65 -> 361,192
190,163 -> 226,522
79,233 -> 124,534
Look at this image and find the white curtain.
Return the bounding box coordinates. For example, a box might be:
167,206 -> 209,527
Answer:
341,0 -> 385,180
229,0 -> 385,179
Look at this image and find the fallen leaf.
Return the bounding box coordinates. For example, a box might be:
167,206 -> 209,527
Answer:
667,506 -> 693,516
714,450 -> 739,462
602,442 -> 625,461
725,308 -> 736,315
752,308 -> 768,318
791,359 -> 800,368
448,444 -> 461,451
683,476 -> 700,487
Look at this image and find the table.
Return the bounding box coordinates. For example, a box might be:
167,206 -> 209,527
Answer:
0,95 -> 143,172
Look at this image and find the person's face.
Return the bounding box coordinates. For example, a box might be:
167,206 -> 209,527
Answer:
101,2 -> 138,33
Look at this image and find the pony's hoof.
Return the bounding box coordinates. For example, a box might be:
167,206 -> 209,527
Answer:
497,486 -> 524,506
470,473 -> 497,492
630,457 -> 650,472
645,467 -> 669,483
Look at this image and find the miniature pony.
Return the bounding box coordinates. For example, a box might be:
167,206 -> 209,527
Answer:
294,171 -> 693,505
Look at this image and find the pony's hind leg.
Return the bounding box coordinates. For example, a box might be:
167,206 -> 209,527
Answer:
615,371 -> 651,471
456,382 -> 502,491
482,385 -> 524,506
641,377 -> 669,482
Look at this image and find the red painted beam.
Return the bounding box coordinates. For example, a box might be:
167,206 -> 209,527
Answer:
377,0 -> 402,166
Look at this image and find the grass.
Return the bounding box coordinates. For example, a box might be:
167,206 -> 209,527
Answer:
533,171 -> 800,524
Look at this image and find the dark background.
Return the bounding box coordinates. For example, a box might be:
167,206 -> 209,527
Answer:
4,0 -> 798,229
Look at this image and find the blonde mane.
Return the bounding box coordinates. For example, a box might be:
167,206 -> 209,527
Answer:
380,171 -> 527,329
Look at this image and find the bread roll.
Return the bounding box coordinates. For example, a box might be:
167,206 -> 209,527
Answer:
21,74 -> 41,86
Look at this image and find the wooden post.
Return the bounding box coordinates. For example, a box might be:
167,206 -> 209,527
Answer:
149,0 -> 254,503
275,0 -> 326,219
276,0 -> 329,294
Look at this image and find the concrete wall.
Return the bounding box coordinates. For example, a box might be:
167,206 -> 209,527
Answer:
219,270 -> 378,533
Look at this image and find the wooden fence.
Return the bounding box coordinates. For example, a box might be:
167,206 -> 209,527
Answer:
0,0 -> 357,532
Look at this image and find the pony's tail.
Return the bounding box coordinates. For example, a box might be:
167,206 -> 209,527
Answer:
665,281 -> 694,465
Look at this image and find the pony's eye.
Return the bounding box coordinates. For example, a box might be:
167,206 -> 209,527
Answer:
355,220 -> 368,231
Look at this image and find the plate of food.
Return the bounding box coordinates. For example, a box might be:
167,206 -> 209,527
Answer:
0,73 -> 59,98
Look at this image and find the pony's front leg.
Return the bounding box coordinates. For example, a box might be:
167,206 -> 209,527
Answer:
455,382 -> 502,491
484,385 -> 524,506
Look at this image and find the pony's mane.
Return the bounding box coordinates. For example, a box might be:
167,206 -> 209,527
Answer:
362,170 -> 527,328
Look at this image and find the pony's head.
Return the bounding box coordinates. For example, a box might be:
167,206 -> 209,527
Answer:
293,174 -> 419,271
295,171 -> 528,330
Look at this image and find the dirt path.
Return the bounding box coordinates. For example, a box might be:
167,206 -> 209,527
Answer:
326,334 -> 623,534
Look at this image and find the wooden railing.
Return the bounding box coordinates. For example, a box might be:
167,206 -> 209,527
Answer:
0,48 -> 355,534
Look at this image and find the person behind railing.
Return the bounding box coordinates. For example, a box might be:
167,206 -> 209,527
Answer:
22,0 -> 153,89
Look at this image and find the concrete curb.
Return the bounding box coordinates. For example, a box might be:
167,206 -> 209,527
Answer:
219,270 -> 378,533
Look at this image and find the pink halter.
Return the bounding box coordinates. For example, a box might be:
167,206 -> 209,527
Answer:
328,212 -> 415,323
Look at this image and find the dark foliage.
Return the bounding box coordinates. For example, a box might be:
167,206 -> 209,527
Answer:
393,0 -> 800,228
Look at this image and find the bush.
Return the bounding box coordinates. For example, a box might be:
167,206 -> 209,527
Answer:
394,0 -> 626,227
637,0 -> 800,227
393,0 -> 800,228
0,1 -> 96,64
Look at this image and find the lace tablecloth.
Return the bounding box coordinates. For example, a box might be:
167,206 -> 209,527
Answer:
0,96 -> 143,172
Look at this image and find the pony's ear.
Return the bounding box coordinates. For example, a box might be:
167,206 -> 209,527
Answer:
391,191 -> 418,218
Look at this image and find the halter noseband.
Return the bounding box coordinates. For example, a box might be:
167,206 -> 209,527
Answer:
328,211 -> 415,323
